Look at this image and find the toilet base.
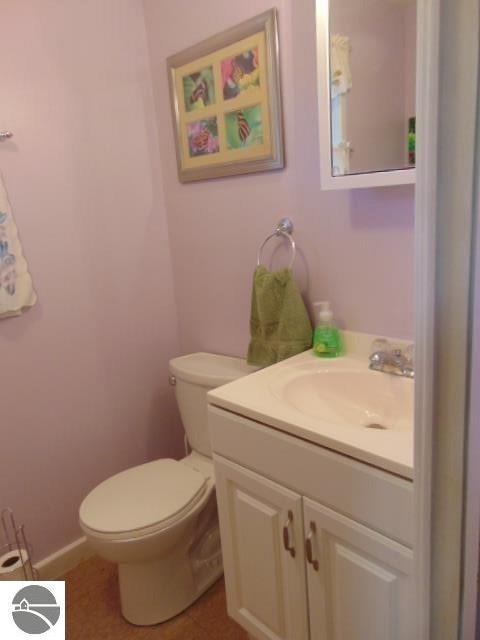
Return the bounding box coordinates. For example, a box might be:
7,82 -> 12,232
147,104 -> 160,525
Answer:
118,542 -> 223,626
80,456 -> 223,626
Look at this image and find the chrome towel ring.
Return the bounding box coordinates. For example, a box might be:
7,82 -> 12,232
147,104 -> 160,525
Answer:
0,132 -> 13,141
257,218 -> 296,270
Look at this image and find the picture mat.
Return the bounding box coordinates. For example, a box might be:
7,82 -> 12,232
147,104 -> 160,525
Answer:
174,31 -> 272,170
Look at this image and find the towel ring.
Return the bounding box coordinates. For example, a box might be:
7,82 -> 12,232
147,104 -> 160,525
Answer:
257,218 -> 296,270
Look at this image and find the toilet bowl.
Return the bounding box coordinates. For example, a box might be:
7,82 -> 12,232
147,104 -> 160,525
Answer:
79,353 -> 254,626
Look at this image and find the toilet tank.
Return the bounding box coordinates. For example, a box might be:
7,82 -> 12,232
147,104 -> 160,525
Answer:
169,353 -> 255,457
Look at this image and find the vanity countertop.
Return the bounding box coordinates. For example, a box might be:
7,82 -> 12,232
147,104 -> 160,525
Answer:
208,345 -> 414,480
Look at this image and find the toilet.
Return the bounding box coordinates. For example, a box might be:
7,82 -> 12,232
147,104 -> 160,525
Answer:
79,353 -> 253,626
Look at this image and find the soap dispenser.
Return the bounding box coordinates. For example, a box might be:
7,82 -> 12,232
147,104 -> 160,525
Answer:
312,301 -> 342,357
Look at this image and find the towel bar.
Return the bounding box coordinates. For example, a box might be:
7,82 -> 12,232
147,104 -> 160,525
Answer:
257,218 -> 296,270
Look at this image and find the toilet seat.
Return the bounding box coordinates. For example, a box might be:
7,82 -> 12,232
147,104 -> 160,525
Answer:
79,459 -> 207,540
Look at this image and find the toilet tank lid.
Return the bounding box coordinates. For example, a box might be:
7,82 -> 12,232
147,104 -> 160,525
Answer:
169,352 -> 257,387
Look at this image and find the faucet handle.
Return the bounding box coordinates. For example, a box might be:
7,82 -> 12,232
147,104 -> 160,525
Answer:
369,338 -> 415,378
403,343 -> 414,364
401,344 -> 415,378
370,338 -> 390,354
369,338 -> 390,368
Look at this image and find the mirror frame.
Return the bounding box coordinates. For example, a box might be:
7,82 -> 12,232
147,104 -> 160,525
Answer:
315,0 -> 416,190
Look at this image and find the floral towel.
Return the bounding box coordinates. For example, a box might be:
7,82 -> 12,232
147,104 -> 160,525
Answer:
0,173 -> 36,318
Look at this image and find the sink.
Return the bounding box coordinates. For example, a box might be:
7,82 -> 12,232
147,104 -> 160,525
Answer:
274,368 -> 413,431
208,345 -> 415,479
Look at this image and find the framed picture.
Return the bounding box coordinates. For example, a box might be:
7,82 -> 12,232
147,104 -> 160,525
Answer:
167,9 -> 284,183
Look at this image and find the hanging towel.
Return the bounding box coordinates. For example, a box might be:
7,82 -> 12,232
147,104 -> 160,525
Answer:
247,266 -> 312,367
0,173 -> 36,318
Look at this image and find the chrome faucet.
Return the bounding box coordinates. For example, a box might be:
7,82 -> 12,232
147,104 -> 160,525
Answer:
369,340 -> 414,379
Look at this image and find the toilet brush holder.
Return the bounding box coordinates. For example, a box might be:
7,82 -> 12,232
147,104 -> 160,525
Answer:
0,508 -> 37,581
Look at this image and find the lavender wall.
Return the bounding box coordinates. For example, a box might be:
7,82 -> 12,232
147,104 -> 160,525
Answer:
143,0 -> 415,358
0,0 -> 183,560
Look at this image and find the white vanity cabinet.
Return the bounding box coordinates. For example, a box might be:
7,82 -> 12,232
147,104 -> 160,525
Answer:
303,498 -> 414,639
215,458 -> 309,640
209,405 -> 414,640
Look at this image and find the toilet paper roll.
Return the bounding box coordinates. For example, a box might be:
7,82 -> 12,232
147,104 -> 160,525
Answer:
0,548 -> 30,581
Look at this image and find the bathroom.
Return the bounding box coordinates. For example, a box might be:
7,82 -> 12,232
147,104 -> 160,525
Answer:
0,0 -> 478,638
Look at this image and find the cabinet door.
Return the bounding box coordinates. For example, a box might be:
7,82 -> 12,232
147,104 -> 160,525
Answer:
304,498 -> 414,640
214,455 -> 309,640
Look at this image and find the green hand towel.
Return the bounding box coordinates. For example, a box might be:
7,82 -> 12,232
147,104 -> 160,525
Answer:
247,266 -> 313,367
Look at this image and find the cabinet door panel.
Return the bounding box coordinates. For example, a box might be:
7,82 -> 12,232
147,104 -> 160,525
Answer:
304,498 -> 414,640
214,455 -> 308,640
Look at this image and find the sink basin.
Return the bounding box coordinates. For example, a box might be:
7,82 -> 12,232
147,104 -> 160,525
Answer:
208,347 -> 415,479
275,369 -> 413,431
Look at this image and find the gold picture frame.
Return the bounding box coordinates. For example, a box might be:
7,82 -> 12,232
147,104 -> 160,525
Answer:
167,9 -> 284,183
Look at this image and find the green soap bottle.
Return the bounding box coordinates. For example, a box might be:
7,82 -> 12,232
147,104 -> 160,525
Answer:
312,301 -> 342,357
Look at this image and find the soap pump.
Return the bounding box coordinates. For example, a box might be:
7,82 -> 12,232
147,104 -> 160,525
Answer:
312,301 -> 342,357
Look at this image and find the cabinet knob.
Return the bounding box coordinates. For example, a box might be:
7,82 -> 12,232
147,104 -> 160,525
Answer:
305,522 -> 319,571
282,510 -> 296,558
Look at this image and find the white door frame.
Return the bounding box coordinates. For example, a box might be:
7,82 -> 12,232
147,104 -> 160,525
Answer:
414,0 -> 480,637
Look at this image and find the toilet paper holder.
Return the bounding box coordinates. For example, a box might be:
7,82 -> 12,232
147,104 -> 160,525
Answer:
0,508 -> 37,580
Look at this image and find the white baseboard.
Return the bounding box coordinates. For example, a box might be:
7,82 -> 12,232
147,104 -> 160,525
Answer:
36,537 -> 94,580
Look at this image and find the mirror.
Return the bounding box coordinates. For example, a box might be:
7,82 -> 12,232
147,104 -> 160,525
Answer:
316,0 -> 417,189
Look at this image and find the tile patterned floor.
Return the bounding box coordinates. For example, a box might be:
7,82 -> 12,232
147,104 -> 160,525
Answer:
62,556 -> 249,639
